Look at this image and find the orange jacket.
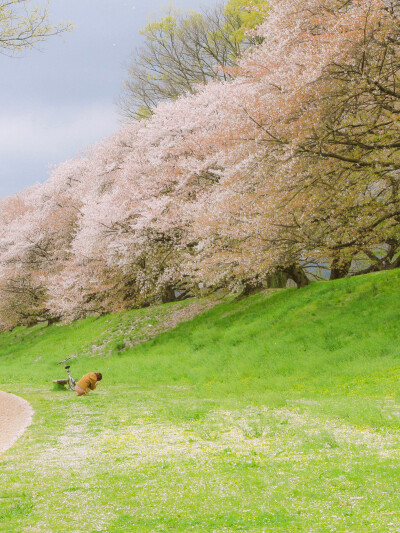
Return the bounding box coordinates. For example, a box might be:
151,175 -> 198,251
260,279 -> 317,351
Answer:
76,372 -> 99,393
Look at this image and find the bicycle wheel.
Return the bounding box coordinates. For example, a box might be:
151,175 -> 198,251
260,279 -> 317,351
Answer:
68,377 -> 77,391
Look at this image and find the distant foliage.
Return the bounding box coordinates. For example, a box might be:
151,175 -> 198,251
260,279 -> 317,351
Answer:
0,0 -> 399,329
0,0 -> 71,56
119,0 -> 268,120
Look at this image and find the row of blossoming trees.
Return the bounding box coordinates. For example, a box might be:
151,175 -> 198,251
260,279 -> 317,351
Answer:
0,0 -> 399,329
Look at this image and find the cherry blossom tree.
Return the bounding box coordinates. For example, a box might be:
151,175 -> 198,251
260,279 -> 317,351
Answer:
187,0 -> 400,286
1,0 -> 399,329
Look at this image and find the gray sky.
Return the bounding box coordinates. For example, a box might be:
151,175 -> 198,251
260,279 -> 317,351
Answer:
0,0 -> 216,198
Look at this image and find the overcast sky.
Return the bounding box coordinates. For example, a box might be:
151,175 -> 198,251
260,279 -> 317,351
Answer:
0,0 -> 216,198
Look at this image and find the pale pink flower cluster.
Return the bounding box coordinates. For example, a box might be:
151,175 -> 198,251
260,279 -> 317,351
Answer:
0,0 -> 393,327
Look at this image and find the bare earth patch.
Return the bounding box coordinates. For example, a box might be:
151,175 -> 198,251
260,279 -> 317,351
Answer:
0,391 -> 33,455
84,298 -> 221,357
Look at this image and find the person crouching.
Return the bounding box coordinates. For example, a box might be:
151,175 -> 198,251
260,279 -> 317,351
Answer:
75,372 -> 102,396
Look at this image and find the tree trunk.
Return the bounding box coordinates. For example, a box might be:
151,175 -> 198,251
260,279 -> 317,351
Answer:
284,264 -> 310,288
236,280 -> 264,300
47,316 -> 61,326
330,257 -> 352,280
265,271 -> 289,288
161,285 -> 176,303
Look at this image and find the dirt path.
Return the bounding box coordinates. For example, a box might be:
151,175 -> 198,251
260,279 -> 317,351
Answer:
0,391 -> 33,455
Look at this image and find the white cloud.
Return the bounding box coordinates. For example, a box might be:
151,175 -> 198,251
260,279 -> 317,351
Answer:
0,102 -> 118,163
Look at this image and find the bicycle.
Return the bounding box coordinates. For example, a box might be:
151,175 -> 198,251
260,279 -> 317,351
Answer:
53,357 -> 77,391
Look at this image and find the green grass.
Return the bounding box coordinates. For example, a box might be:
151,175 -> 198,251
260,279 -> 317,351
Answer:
1,271 -> 400,531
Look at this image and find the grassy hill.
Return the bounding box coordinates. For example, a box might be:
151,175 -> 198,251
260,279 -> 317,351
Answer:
1,270 -> 400,532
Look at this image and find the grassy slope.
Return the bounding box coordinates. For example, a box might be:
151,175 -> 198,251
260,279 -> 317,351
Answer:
0,271 -> 400,532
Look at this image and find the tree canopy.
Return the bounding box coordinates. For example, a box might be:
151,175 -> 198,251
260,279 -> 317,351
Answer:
0,0 -> 71,56
1,0 -> 399,329
119,0 -> 268,120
